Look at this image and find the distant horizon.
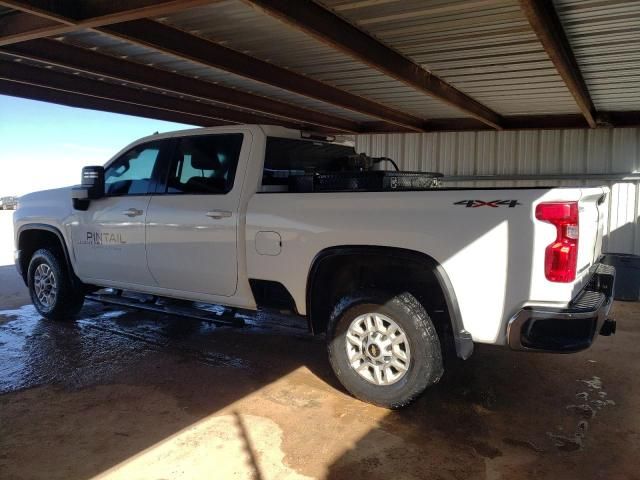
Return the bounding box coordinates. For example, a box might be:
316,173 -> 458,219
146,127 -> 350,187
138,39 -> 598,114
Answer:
0,95 -> 194,197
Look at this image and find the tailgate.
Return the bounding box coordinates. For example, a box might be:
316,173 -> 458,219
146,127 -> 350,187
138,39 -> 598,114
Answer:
577,187 -> 608,278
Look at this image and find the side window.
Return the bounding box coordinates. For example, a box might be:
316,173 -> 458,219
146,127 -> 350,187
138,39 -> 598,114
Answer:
105,141 -> 164,196
166,134 -> 243,195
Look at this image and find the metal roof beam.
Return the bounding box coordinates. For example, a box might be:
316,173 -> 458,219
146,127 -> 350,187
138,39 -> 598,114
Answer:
2,63 -> 638,132
0,78 -> 226,126
1,38 -> 361,132
101,19 -> 428,132
597,111 -> 640,128
0,59 -> 311,129
0,0 -> 219,23
0,0 -> 220,46
243,0 -> 504,130
363,115 -> 590,132
519,0 -> 597,128
0,1 -> 428,131
0,11 -> 70,45
364,113 -> 640,132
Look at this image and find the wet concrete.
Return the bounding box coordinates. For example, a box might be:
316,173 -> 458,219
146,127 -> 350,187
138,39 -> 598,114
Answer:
0,211 -> 15,268
1,237 -> 639,478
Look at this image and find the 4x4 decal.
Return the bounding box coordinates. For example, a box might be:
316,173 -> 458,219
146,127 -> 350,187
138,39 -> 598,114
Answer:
454,200 -> 521,208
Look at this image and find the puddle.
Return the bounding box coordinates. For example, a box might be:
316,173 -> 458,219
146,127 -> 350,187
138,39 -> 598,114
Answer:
565,403 -> 596,419
0,295 -> 318,397
547,431 -> 583,452
502,437 -> 546,453
580,376 -> 603,390
0,302 -> 256,393
547,375 -> 616,452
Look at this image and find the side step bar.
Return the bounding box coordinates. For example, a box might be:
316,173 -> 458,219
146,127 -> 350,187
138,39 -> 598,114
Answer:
86,292 -> 246,328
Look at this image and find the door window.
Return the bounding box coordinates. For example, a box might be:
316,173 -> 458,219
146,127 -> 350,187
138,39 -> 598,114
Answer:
166,134 -> 244,194
104,141 -> 164,196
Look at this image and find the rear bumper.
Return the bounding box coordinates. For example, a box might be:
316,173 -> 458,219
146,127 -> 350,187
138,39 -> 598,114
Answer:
507,263 -> 616,352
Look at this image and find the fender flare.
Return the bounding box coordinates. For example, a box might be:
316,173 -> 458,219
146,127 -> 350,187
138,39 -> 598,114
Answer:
16,223 -> 77,285
306,245 -> 473,359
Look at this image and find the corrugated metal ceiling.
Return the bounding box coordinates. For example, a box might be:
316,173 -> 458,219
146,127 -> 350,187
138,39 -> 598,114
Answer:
156,0 -> 468,119
0,51 -> 299,126
0,0 -> 638,131
319,0 -> 581,116
60,29 -> 378,123
554,0 -> 640,112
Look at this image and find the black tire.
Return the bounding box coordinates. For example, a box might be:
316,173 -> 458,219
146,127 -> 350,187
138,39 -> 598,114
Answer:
27,248 -> 85,320
327,290 -> 443,408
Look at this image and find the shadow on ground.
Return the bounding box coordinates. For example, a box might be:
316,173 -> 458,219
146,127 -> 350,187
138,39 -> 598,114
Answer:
0,272 -> 638,479
325,305 -> 640,479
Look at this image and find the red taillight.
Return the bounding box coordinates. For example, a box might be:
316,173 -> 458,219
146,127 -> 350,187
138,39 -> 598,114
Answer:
535,202 -> 579,283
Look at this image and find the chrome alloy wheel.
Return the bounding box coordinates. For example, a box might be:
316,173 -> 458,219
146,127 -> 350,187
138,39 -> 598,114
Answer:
33,263 -> 57,308
345,312 -> 411,386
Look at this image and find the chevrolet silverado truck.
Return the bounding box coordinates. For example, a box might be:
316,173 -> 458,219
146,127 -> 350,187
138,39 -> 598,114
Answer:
13,125 -> 616,408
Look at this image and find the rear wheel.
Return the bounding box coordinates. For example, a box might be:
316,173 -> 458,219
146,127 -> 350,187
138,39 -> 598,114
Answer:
28,248 -> 85,320
327,290 -> 443,408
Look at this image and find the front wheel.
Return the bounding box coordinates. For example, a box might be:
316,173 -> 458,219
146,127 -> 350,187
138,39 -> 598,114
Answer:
327,290 -> 443,408
28,248 -> 85,320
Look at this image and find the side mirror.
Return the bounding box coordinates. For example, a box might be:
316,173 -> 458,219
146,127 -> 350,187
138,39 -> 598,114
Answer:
81,166 -> 105,199
72,166 -> 105,210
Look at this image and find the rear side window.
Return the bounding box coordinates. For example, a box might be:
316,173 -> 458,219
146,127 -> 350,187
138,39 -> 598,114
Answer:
166,134 -> 243,194
104,141 -> 164,196
262,137 -> 356,187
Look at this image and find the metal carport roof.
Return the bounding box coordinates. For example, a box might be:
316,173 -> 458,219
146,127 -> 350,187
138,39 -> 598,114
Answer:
0,0 -> 638,133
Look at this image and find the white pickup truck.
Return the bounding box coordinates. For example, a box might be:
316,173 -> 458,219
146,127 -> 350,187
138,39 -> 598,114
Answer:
13,125 -> 616,408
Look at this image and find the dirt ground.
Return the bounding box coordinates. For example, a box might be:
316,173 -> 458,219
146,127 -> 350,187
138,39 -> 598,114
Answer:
1,210 -> 639,480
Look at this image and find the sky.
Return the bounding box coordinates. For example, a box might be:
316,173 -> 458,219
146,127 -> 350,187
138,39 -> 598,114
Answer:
0,95 -> 194,196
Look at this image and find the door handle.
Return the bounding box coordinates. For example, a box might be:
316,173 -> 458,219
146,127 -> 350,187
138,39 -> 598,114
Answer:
122,208 -> 144,217
206,210 -> 232,219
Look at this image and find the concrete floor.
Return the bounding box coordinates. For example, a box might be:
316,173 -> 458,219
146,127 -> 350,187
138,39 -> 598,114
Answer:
0,210 -> 15,268
1,210 -> 639,480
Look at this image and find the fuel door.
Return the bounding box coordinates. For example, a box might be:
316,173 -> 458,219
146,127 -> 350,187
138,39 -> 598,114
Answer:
255,231 -> 282,256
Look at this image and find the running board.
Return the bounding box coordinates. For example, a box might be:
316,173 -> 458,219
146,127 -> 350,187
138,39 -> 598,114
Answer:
86,292 -> 245,328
